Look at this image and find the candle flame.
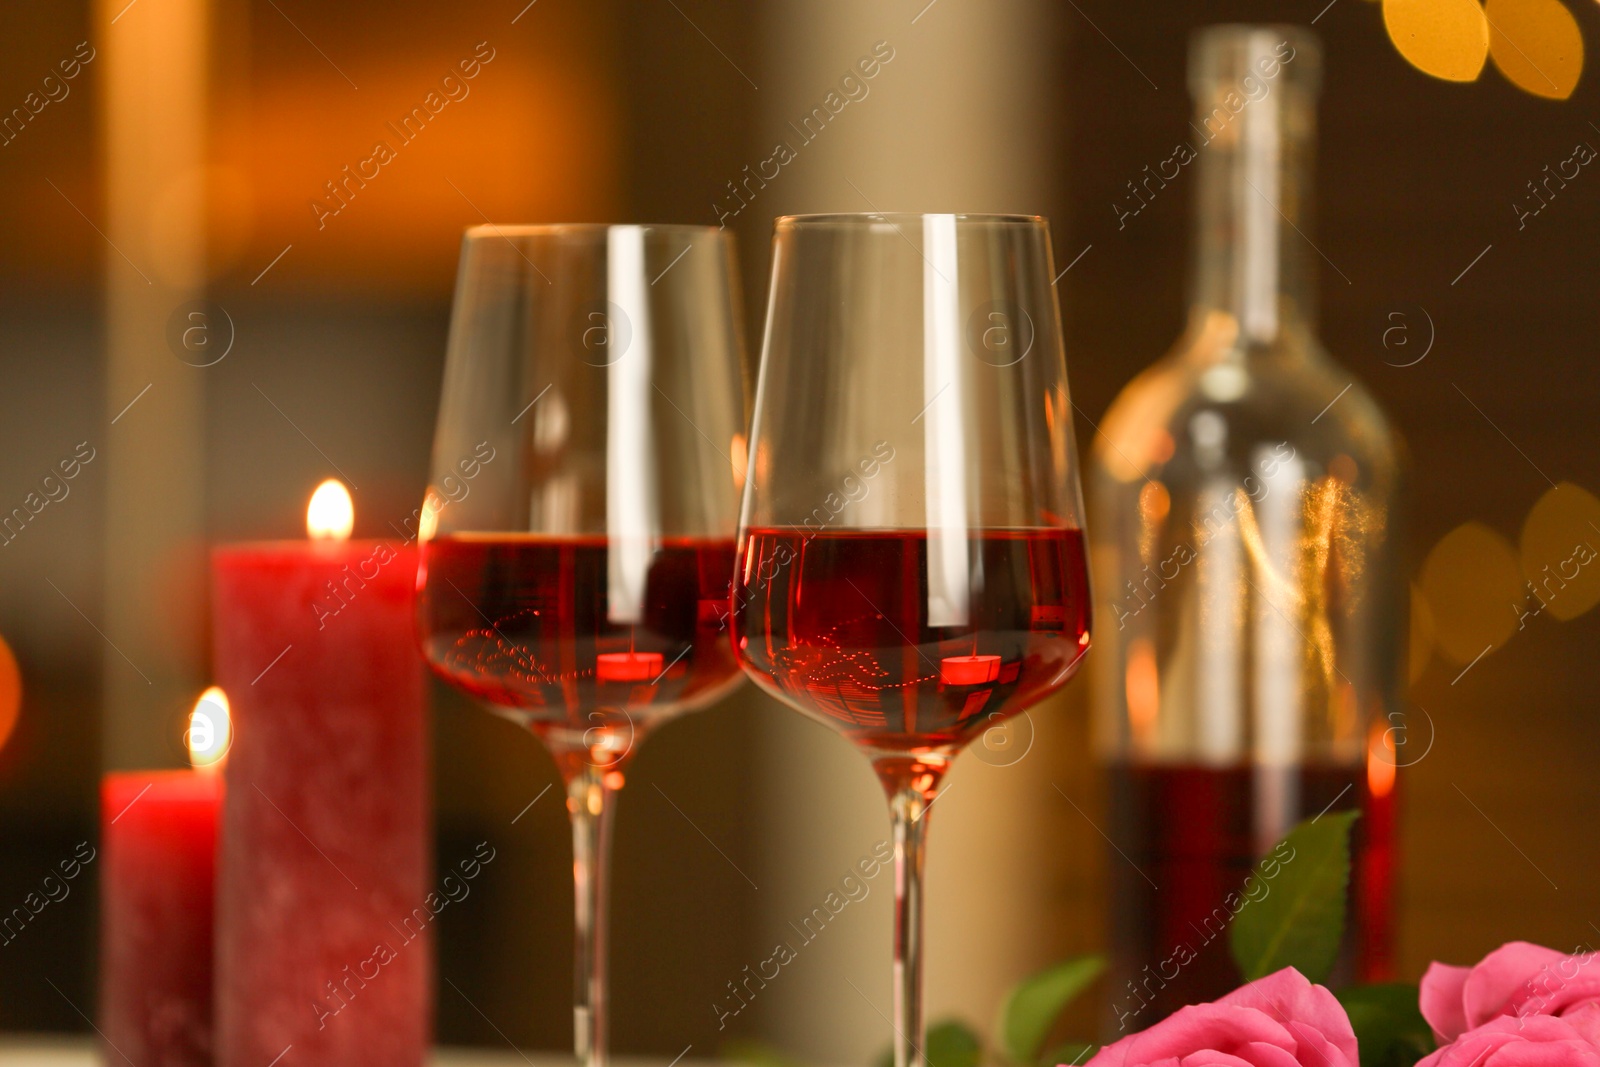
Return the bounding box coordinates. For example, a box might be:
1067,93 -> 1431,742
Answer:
417,494 -> 441,543
188,686 -> 231,771
307,479 -> 354,541
1367,718 -> 1396,800
0,633 -> 19,759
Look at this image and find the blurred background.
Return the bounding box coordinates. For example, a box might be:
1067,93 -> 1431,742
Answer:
3,0 -> 1599,1061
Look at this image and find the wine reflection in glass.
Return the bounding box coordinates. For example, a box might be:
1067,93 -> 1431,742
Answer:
415,224 -> 747,1067
732,214 -> 1093,1067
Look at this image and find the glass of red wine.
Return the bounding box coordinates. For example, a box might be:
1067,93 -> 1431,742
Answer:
732,213 -> 1092,1067
416,224 -> 747,1067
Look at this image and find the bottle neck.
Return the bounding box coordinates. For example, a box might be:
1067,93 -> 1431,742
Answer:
1189,79 -> 1317,349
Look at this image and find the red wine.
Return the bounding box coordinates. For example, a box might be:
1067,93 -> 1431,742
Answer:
1104,762 -> 1397,1032
416,535 -> 741,741
731,527 -> 1091,754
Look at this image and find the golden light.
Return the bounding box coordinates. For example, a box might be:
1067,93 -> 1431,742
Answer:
417,494 -> 442,544
1487,0 -> 1583,99
219,55 -> 623,294
307,479 -> 354,541
1409,582 -> 1436,684
1383,0 -> 1490,82
1125,637 -> 1160,745
1138,482 -> 1171,526
1367,718 -> 1397,800
731,433 -> 749,491
0,633 -> 20,757
187,685 -> 231,772
1418,520 -> 1523,663
1151,430 -> 1175,466
1335,681 -> 1361,747
1519,481 -> 1600,621
1139,482 -> 1170,560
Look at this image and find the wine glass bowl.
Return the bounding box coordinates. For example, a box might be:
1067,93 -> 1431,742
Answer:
732,212 -> 1091,1067
415,223 -> 747,1066
418,532 -> 741,766
733,524 -> 1090,758
416,223 -> 747,760
732,213 -> 1091,765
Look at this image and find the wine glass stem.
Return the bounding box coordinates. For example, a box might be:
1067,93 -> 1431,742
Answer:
567,765 -> 617,1067
890,786 -> 930,1067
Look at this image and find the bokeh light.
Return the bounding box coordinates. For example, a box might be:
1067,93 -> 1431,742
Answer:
1408,581 -> 1436,683
1486,0 -> 1583,98
1418,520 -> 1523,663
1519,481 -> 1600,621
1383,0 -> 1491,82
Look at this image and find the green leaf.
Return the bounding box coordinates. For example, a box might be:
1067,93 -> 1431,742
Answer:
927,1020 -> 984,1067
997,956 -> 1106,1066
1228,810 -> 1357,984
872,1019 -> 983,1067
1040,1041 -> 1100,1067
722,1039 -> 807,1067
1337,983 -> 1435,1067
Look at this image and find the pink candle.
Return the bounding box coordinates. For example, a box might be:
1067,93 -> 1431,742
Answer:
100,764 -> 220,1065
212,481 -> 429,1067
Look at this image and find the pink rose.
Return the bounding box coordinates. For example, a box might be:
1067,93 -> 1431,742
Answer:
1082,968 -> 1358,1067
1416,1014 -> 1600,1067
1421,942 -> 1600,1043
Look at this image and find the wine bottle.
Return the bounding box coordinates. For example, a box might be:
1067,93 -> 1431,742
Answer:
1089,25 -> 1404,1031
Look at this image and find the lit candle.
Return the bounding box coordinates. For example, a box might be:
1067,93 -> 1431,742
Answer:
939,654 -> 1002,686
99,687 -> 229,1065
1361,719 -> 1400,980
595,650 -> 664,682
212,480 -> 429,1067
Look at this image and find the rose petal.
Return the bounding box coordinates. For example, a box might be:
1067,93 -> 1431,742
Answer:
1480,1038 -> 1600,1067
1082,1034 -> 1133,1067
1176,1053 -> 1258,1067
1510,954 -> 1600,1019
1419,1022 -> 1521,1067
1088,967 -> 1360,1067
1230,1040 -> 1309,1067
1221,968 -> 1360,1067
1218,968 -> 1318,1012
1284,1016 -> 1360,1067
1427,1014 -> 1600,1067
1466,943 -> 1572,1028
1558,1002 -> 1600,1046
1423,963 -> 1475,1043
1124,1003 -> 1291,1066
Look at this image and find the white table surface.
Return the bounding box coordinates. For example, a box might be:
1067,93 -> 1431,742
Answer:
0,1038 -> 709,1066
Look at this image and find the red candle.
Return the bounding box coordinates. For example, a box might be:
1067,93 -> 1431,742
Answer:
99,687 -> 228,1067
1362,720 -> 1401,981
212,481 -> 429,1067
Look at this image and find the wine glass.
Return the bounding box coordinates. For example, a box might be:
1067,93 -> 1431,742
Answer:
732,213 -> 1092,1067
416,224 -> 747,1066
